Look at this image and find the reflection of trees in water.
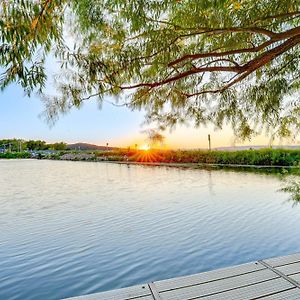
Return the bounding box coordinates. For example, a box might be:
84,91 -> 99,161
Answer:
280,177 -> 300,204
213,167 -> 299,205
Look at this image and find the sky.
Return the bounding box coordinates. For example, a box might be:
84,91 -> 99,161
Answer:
0,55 -> 297,149
1,81 -> 285,149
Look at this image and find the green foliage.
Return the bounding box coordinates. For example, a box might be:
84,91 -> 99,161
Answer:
0,139 -> 24,152
1,0 -> 300,139
96,148 -> 300,166
0,152 -> 31,159
210,149 -> 300,166
280,177 -> 300,203
26,140 -> 47,150
0,139 -> 66,151
47,142 -> 67,150
0,0 -> 64,94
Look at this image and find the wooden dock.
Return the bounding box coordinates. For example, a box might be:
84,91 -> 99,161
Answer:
65,252 -> 300,300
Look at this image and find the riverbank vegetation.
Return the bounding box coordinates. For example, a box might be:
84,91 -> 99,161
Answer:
0,152 -> 31,159
2,146 -> 300,167
92,148 -> 300,167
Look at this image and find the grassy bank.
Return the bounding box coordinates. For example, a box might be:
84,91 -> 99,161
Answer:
0,152 -> 31,159
2,148 -> 300,167
94,148 -> 300,167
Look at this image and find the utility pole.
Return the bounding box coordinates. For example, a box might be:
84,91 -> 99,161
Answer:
208,134 -> 211,151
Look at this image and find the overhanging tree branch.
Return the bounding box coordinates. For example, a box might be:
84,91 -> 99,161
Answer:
223,34 -> 300,90
120,33 -> 300,93
186,35 -> 300,97
168,26 -> 300,67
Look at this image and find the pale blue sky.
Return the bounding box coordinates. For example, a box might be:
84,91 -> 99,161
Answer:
0,83 -> 147,146
1,67 -> 296,148
0,81 -> 234,148
0,81 -> 293,149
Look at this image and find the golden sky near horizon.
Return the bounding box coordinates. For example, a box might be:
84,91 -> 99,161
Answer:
95,125 -> 299,150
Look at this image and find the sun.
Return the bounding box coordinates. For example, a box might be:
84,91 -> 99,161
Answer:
139,144 -> 150,151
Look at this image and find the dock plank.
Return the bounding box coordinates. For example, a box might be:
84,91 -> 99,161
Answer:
263,253 -> 300,267
258,288 -> 300,299
154,262 -> 265,292
289,273 -> 300,283
158,269 -> 278,300
64,284 -> 153,300
193,278 -> 294,300
276,261 -> 300,276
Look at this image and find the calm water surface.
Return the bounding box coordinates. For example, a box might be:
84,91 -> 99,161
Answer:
0,160 -> 299,299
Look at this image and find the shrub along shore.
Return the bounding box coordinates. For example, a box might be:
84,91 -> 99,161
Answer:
1,148 -> 300,168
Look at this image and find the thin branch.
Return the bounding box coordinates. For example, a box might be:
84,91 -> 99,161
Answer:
268,55 -> 300,79
197,58 -> 241,68
189,27 -> 275,38
32,0 -> 52,35
144,17 -> 184,29
79,92 -> 129,107
126,26 -> 277,64
104,99 -> 128,107
146,12 -> 300,30
252,11 -> 300,25
121,65 -> 241,90
145,16 -> 276,37
185,88 -> 224,98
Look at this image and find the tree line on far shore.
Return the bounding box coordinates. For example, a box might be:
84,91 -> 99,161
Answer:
0,139 -> 67,152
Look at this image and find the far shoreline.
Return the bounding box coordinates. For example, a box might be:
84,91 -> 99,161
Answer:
1,147 -> 300,174
2,157 -> 300,174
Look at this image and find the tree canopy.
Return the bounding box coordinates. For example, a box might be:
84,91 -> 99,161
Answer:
1,0 -> 300,140
0,139 -> 67,151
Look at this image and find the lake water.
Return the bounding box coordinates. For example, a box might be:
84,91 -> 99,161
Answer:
0,160 -> 299,299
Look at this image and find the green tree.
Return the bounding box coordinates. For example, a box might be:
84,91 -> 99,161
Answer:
0,139 -> 24,152
1,0 -> 300,139
49,142 -> 67,150
26,140 -> 47,150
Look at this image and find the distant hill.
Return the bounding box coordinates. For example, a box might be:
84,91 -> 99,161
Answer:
67,143 -> 117,151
